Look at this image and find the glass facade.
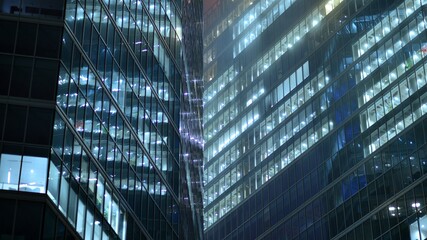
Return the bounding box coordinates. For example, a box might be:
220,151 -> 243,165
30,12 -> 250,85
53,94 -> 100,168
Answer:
0,0 -> 203,239
204,0 -> 427,239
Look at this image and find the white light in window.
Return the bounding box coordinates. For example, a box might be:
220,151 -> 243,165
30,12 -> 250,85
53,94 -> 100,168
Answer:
412,202 -> 421,208
414,54 -> 420,61
384,27 -> 390,33
312,20 -> 319,26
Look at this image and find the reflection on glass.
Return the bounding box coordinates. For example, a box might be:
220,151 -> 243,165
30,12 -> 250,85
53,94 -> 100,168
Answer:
0,154 -> 21,191
19,156 -> 48,193
0,154 -> 48,193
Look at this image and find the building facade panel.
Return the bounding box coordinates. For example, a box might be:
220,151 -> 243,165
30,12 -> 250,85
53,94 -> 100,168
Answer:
204,0 -> 427,239
0,0 -> 203,239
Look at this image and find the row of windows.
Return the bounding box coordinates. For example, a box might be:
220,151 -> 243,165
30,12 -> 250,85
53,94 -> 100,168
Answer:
204,0 -> 412,117
351,0 -> 423,60
262,174 -> 427,240
0,20 -> 62,58
66,0 -> 182,106
140,0 -> 182,41
50,120 -> 128,239
353,11 -> 425,86
48,149 -> 126,239
337,182 -> 427,240
54,68 -> 179,229
0,104 -> 54,145
62,0 -> 183,237
0,153 -> 48,193
362,84 -> 427,157
208,106 -> 427,240
204,62 -> 309,145
205,0 -> 424,234
233,0 -> 298,57
233,0 -> 296,39
205,106 -> 260,162
59,32 -> 179,165
282,130 -> 426,240
60,8 -> 181,183
204,67 -> 322,187
0,54 -> 59,101
57,47 -> 179,197
204,81 -> 261,142
204,0 -> 345,108
0,140 -> 125,239
204,8 -> 427,226
213,34 -> 427,234
0,199 -> 93,240
204,62 -> 310,162
204,0 -> 351,166
360,54 -> 427,136
92,0 -> 183,63
51,115 -> 179,239
203,0 -> 254,50
0,0 -> 65,19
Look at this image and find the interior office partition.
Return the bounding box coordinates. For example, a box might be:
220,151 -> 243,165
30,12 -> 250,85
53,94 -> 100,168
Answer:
203,0 -> 427,239
0,0 -> 203,239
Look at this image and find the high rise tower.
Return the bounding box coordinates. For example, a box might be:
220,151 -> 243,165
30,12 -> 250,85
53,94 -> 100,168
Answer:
0,0 -> 203,239
204,0 -> 427,239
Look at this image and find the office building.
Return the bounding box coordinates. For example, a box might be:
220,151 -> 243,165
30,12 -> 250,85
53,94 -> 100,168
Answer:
0,0 -> 202,239
203,0 -> 427,239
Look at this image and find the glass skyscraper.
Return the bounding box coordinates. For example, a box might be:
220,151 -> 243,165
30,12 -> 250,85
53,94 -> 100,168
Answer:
0,0 -> 202,239
204,0 -> 427,239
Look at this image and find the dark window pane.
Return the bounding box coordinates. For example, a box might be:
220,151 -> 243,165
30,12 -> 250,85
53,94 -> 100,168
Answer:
24,146 -> 49,158
14,201 -> 43,239
36,25 -> 62,58
0,54 -> 12,95
55,218 -> 65,239
42,206 -> 56,240
4,105 -> 27,142
15,22 -> 37,55
0,198 -> 15,236
10,57 -> 32,97
2,143 -> 22,155
26,107 -> 53,145
31,59 -> 59,100
20,0 -> 64,19
0,20 -> 16,53
0,104 -> 5,139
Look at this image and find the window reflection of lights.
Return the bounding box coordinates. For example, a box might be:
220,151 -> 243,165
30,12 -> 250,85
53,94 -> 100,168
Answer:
383,27 -> 390,34
207,69 -> 328,223
412,202 -> 421,208
312,20 -> 318,26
